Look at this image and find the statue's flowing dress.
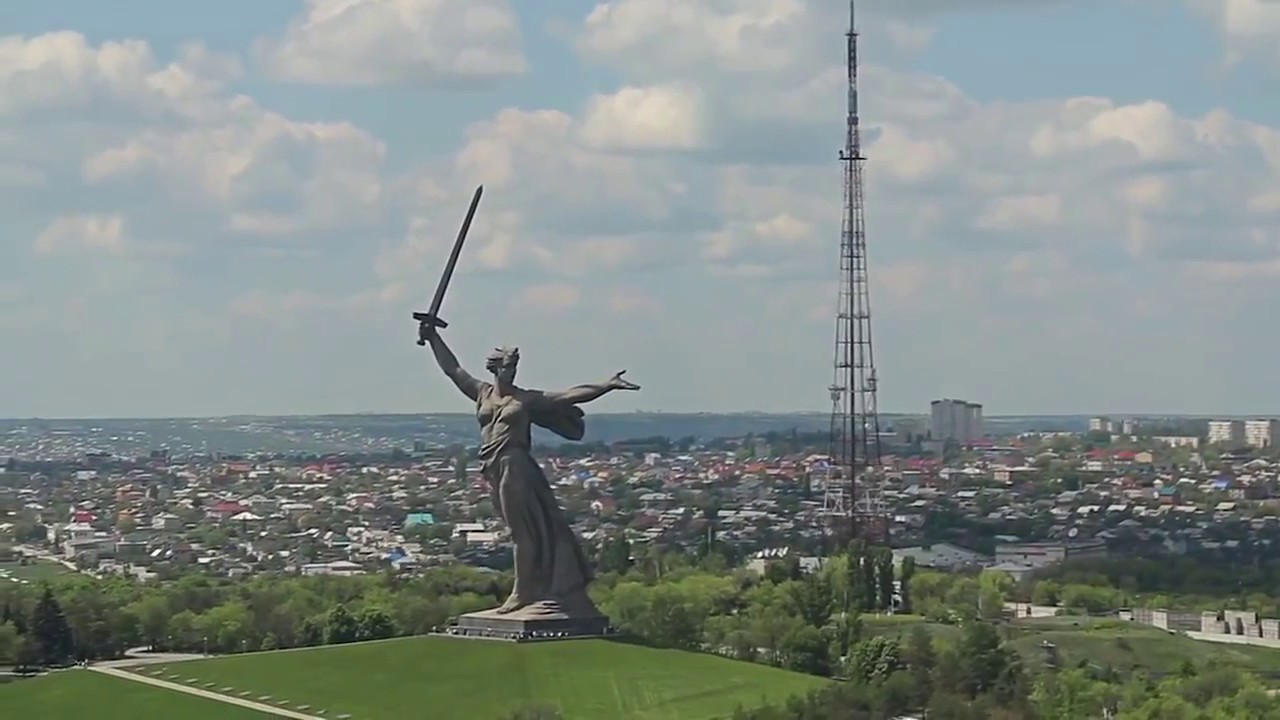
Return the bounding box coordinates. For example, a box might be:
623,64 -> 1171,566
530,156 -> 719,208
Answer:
475,382 -> 596,612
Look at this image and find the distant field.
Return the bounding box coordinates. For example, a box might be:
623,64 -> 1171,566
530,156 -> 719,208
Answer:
0,559 -> 75,584
137,636 -> 829,719
863,615 -> 963,645
1007,616 -> 1280,678
858,614 -> 1280,681
0,670 -> 269,718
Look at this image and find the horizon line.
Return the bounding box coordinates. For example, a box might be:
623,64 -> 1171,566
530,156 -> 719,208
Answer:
0,411 -> 1274,423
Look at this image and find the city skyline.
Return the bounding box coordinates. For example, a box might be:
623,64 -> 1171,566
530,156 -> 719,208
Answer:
3,1 -> 1280,418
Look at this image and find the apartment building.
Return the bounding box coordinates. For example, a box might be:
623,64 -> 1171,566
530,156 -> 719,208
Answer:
1244,419 -> 1279,448
930,399 -> 984,444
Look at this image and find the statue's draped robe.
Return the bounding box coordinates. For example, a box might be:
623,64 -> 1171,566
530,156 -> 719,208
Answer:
476,382 -> 595,611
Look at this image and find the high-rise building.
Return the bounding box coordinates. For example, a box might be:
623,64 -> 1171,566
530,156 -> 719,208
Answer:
930,399 -> 984,444
1244,419 -> 1279,448
1088,416 -> 1112,433
1208,420 -> 1245,445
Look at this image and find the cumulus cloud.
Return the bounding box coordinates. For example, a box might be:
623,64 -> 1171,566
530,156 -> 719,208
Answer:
34,213 -> 127,255
579,83 -> 709,152
6,2 -> 1280,416
512,283 -> 580,313
1,31 -> 388,244
258,0 -> 527,86
1191,0 -> 1280,67
82,106 -> 388,236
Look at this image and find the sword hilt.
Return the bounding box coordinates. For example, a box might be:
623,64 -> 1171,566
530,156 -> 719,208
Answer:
413,312 -> 448,346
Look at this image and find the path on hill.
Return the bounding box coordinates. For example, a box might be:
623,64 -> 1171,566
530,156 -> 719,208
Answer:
97,650 -> 208,668
90,666 -> 323,719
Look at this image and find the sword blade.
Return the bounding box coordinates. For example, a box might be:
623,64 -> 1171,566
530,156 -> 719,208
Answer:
426,185 -> 483,319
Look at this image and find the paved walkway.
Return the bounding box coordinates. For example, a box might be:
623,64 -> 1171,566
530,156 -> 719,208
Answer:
97,650 -> 208,668
90,666 -> 323,719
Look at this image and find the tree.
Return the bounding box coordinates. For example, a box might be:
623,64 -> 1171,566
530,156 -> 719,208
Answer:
1031,579 -> 1061,607
788,573 -> 833,628
902,625 -> 937,705
860,549 -> 878,612
0,622 -> 18,665
598,536 -> 632,575
1030,668 -> 1108,720
765,556 -> 802,585
453,451 -> 468,485
356,606 -> 396,641
899,556 -> 917,613
30,586 -> 73,666
828,612 -> 863,661
780,625 -> 831,676
955,622 -> 1021,700
126,595 -> 171,650
845,541 -> 866,613
324,604 -> 359,645
848,636 -> 901,683
875,548 -> 895,612
299,616 -> 325,647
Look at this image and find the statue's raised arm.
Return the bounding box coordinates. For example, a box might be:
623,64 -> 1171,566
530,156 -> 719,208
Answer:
421,323 -> 482,402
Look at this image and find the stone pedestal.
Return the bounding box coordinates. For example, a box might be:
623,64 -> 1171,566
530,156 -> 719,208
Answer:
450,601 -> 611,641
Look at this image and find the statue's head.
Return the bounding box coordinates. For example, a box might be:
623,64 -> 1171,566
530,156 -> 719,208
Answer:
485,346 -> 519,384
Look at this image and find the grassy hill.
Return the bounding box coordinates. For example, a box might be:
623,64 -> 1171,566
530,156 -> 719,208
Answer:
1006,616 -> 1280,678
130,636 -> 828,719
1,670 -> 271,718
866,613 -> 1280,680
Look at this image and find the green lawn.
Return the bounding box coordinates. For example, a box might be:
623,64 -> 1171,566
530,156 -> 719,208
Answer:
863,615 -> 962,646
856,614 -> 1280,681
138,636 -> 829,719
0,559 -> 75,584
0,669 -> 270,718
1007,616 -> 1280,678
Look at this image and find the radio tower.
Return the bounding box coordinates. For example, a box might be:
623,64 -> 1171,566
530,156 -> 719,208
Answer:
823,0 -> 886,547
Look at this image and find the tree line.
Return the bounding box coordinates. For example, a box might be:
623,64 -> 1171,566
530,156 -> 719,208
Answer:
0,566 -> 506,668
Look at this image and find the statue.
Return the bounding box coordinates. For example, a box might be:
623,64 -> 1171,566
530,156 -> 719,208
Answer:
411,186 -> 640,631
420,328 -> 639,616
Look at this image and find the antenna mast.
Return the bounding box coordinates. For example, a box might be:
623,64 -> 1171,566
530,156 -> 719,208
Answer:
824,0 -> 886,547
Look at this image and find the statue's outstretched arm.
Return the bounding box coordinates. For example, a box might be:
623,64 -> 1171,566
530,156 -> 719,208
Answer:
544,370 -> 640,405
426,330 -> 481,401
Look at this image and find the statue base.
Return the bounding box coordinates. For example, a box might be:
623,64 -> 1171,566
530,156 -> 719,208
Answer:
447,600 -> 611,642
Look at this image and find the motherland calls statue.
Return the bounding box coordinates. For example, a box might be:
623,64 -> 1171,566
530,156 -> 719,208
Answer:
420,327 -> 639,618
412,186 -> 639,635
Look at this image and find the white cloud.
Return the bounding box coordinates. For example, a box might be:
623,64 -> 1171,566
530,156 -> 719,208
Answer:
0,31 -> 387,241
579,0 -> 818,76
33,213 -> 126,255
881,19 -> 936,53
975,193 -> 1063,232
83,105 -> 388,236
8,3 -> 1280,417
0,32 -> 238,122
607,288 -> 661,315
579,83 -> 709,152
512,283 -> 580,313
1191,0 -> 1280,67
258,0 -> 526,86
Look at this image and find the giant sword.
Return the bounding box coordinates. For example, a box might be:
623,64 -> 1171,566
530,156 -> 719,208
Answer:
414,185 -> 484,345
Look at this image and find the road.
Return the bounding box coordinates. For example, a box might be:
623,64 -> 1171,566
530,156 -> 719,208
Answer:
90,666 -> 324,719
96,649 -> 208,668
15,544 -> 100,578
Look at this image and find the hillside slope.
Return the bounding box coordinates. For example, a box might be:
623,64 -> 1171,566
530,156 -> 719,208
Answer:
136,636 -> 828,719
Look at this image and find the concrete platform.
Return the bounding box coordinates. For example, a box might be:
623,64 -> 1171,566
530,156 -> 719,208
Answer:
450,602 -> 611,641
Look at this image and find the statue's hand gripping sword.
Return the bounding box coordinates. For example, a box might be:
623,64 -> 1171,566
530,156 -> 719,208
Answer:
414,185 -> 483,345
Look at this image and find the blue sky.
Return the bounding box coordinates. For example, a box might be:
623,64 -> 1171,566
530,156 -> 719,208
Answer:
2,0 -> 1279,418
